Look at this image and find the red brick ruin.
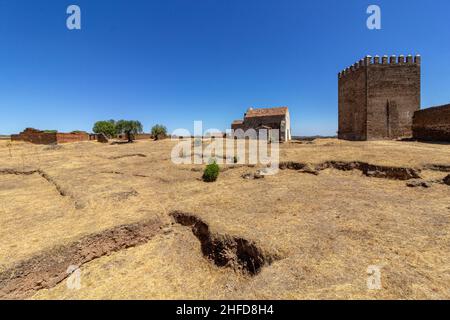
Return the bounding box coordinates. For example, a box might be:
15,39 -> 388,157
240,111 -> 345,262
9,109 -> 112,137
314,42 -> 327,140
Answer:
11,128 -> 89,145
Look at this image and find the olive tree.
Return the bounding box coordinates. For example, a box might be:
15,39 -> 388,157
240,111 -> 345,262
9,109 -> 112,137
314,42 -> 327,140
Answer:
93,120 -> 117,138
115,120 -> 143,142
151,124 -> 168,140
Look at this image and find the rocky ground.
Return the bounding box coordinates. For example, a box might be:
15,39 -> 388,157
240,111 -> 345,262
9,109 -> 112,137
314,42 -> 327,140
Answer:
0,138 -> 449,299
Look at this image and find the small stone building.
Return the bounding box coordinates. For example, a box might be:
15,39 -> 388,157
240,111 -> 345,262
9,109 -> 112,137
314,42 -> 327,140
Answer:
11,128 -> 89,144
413,104 -> 450,142
338,55 -> 421,140
231,107 -> 292,142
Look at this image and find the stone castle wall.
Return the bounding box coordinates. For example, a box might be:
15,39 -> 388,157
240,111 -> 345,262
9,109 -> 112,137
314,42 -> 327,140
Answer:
338,55 -> 421,140
413,104 -> 450,142
338,64 -> 367,140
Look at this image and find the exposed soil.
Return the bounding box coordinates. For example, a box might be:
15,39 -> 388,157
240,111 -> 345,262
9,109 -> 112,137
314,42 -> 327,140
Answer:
444,174 -> 450,186
406,179 -> 431,188
279,161 -> 422,180
170,211 -> 280,275
423,164 -> 450,172
0,218 -> 163,299
0,168 -> 38,176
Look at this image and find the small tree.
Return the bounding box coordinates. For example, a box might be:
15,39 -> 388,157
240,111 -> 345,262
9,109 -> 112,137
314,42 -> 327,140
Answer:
151,124 -> 168,140
116,120 -> 143,142
202,160 -> 220,182
93,120 -> 117,138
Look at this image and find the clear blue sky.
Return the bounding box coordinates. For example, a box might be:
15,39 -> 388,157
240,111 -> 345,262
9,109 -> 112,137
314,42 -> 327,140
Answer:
1,0 -> 449,136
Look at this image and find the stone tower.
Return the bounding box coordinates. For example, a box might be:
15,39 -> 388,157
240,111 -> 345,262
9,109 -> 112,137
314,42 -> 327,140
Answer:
338,55 -> 421,140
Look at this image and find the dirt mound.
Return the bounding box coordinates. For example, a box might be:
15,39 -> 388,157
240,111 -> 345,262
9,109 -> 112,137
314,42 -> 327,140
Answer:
406,179 -> 431,188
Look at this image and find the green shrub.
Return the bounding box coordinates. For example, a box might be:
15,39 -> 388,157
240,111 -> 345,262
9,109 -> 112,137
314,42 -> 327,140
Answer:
202,161 -> 219,182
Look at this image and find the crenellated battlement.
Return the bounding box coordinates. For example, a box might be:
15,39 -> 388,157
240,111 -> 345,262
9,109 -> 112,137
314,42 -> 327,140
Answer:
338,54 -> 421,78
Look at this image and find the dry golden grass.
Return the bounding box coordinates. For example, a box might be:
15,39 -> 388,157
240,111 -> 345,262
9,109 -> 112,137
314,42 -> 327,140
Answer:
0,138 -> 449,299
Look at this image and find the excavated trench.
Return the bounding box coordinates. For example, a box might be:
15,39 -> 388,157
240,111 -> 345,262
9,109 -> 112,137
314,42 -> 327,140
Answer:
0,211 -> 278,299
0,168 -> 84,208
108,153 -> 147,160
100,170 -> 151,178
423,164 -> 450,172
0,218 -> 164,299
170,211 -> 280,276
279,161 -> 422,180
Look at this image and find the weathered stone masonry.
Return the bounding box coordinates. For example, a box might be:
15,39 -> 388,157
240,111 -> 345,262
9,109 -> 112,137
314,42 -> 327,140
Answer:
413,104 -> 450,142
231,107 -> 292,142
338,55 -> 421,140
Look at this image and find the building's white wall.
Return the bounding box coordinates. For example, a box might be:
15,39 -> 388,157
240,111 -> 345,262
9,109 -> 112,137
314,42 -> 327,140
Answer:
285,111 -> 292,141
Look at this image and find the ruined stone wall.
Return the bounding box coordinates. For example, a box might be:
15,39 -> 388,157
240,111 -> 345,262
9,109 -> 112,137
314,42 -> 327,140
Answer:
11,129 -> 89,144
56,133 -> 89,143
338,55 -> 421,140
413,104 -> 450,141
11,129 -> 57,144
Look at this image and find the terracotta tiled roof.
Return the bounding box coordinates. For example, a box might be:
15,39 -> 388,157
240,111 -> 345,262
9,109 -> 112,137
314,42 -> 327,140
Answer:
245,107 -> 288,118
232,120 -> 244,124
